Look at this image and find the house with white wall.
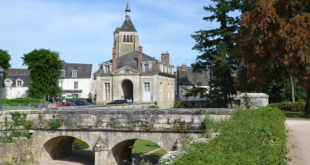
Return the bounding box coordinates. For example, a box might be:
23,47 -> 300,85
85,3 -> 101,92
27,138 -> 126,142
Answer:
3,69 -> 29,99
60,63 -> 93,99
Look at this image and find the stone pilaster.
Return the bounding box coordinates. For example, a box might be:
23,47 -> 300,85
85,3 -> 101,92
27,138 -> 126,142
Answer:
94,136 -> 109,165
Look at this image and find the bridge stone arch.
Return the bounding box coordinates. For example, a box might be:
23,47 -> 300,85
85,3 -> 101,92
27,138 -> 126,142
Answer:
32,131 -> 97,162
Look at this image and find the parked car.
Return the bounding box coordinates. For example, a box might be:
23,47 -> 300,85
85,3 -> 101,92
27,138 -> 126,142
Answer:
56,101 -> 77,107
70,100 -> 93,106
107,100 -> 128,105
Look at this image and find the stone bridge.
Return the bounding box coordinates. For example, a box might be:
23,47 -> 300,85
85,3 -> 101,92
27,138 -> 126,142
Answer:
0,108 -> 234,165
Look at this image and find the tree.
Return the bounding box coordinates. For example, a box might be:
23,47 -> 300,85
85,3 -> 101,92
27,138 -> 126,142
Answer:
188,0 -> 243,107
0,50 -> 11,70
237,0 -> 310,113
22,49 -> 63,101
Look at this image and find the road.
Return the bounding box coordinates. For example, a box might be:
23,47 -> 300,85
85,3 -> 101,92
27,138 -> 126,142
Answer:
286,119 -> 310,165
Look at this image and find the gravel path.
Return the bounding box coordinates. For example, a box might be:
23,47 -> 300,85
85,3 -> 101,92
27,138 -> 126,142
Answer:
39,150 -> 94,165
286,119 -> 310,165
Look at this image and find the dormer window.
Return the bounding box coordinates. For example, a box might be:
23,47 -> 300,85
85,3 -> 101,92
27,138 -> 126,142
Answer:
4,79 -> 12,87
72,70 -> 78,77
105,65 -> 110,73
61,70 -> 65,78
144,64 -> 150,72
16,79 -> 23,87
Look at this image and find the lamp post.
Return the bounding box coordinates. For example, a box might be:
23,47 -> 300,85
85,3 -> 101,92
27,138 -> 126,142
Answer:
0,66 -> 4,111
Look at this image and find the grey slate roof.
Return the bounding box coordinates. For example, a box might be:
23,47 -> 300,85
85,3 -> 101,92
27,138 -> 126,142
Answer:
119,18 -> 137,32
6,69 -> 30,87
116,51 -> 158,70
63,63 -> 92,78
177,67 -> 210,86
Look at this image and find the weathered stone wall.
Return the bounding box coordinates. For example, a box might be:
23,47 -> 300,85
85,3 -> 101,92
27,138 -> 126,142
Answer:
239,93 -> 269,109
0,137 -> 33,165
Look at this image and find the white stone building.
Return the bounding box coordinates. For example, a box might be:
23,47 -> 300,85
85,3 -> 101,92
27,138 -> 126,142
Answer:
60,63 -> 93,99
3,69 -> 29,99
94,4 -> 175,108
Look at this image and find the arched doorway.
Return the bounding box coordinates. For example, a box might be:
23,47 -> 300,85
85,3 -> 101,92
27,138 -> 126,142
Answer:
40,136 -> 94,165
122,79 -> 133,101
112,139 -> 166,165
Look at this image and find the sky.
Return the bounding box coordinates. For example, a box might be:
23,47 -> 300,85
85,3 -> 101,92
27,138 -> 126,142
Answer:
0,0 -> 218,72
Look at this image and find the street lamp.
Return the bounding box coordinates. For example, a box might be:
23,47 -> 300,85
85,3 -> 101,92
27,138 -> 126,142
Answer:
0,66 -> 4,111
60,73 -> 65,104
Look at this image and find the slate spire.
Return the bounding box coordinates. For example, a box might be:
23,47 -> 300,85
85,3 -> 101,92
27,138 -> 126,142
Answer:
119,2 -> 137,32
125,3 -> 131,20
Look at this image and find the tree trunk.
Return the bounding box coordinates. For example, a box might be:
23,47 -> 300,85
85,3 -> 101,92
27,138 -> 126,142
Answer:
290,74 -> 295,103
305,89 -> 310,115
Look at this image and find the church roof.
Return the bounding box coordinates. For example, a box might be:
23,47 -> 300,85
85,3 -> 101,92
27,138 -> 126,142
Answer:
116,51 -> 158,70
119,18 -> 137,32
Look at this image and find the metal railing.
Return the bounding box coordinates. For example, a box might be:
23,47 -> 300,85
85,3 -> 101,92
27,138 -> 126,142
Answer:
1,103 -> 48,111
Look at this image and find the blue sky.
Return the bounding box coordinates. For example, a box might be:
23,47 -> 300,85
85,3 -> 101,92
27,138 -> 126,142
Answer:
0,0 -> 217,71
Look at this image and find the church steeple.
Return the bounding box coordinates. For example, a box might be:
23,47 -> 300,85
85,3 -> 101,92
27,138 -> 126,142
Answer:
113,3 -> 140,58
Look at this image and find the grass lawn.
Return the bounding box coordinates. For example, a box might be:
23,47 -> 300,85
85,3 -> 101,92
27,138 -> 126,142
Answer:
132,139 -> 167,156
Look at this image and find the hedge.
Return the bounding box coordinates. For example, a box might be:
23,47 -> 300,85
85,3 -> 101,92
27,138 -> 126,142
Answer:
174,107 -> 287,165
270,102 -> 305,112
2,98 -> 46,104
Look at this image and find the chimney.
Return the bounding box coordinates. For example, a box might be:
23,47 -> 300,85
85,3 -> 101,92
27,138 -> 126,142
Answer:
161,51 -> 170,65
180,64 -> 187,70
112,47 -> 117,72
138,46 -> 143,71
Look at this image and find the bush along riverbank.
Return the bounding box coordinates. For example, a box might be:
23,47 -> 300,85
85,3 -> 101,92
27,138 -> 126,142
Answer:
173,107 -> 287,165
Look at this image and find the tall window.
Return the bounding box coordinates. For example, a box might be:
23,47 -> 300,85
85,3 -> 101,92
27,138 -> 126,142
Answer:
130,35 -> 133,42
72,70 -> 78,77
143,82 -> 151,101
144,64 -> 150,72
105,83 -> 110,101
74,81 -> 78,89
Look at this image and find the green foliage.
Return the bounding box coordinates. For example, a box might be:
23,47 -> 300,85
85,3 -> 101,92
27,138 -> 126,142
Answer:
190,0 -> 241,107
22,49 -> 63,100
49,120 -> 62,130
174,107 -> 287,165
270,102 -> 305,112
132,139 -> 166,156
202,115 -> 224,134
266,80 -> 306,103
0,113 -> 32,143
10,112 -> 27,126
23,120 -> 33,130
173,101 -> 183,108
2,98 -> 46,104
72,138 -> 89,150
0,49 -> 11,70
148,105 -> 159,108
0,49 -> 11,81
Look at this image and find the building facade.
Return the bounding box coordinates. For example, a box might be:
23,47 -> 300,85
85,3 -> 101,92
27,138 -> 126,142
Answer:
3,69 -> 30,99
176,64 -> 210,101
94,4 -> 175,108
60,63 -> 93,99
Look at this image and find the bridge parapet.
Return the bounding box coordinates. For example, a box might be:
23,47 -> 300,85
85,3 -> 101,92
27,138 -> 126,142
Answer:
0,108 -> 234,132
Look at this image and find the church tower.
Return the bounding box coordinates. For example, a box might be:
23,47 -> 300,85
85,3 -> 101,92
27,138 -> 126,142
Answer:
113,3 -> 140,58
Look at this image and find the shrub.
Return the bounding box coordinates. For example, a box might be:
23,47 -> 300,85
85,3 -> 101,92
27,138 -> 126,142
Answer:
23,120 -> 33,130
72,138 -> 89,150
174,107 -> 287,165
270,102 -> 305,112
2,98 -> 46,104
49,120 -> 62,130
